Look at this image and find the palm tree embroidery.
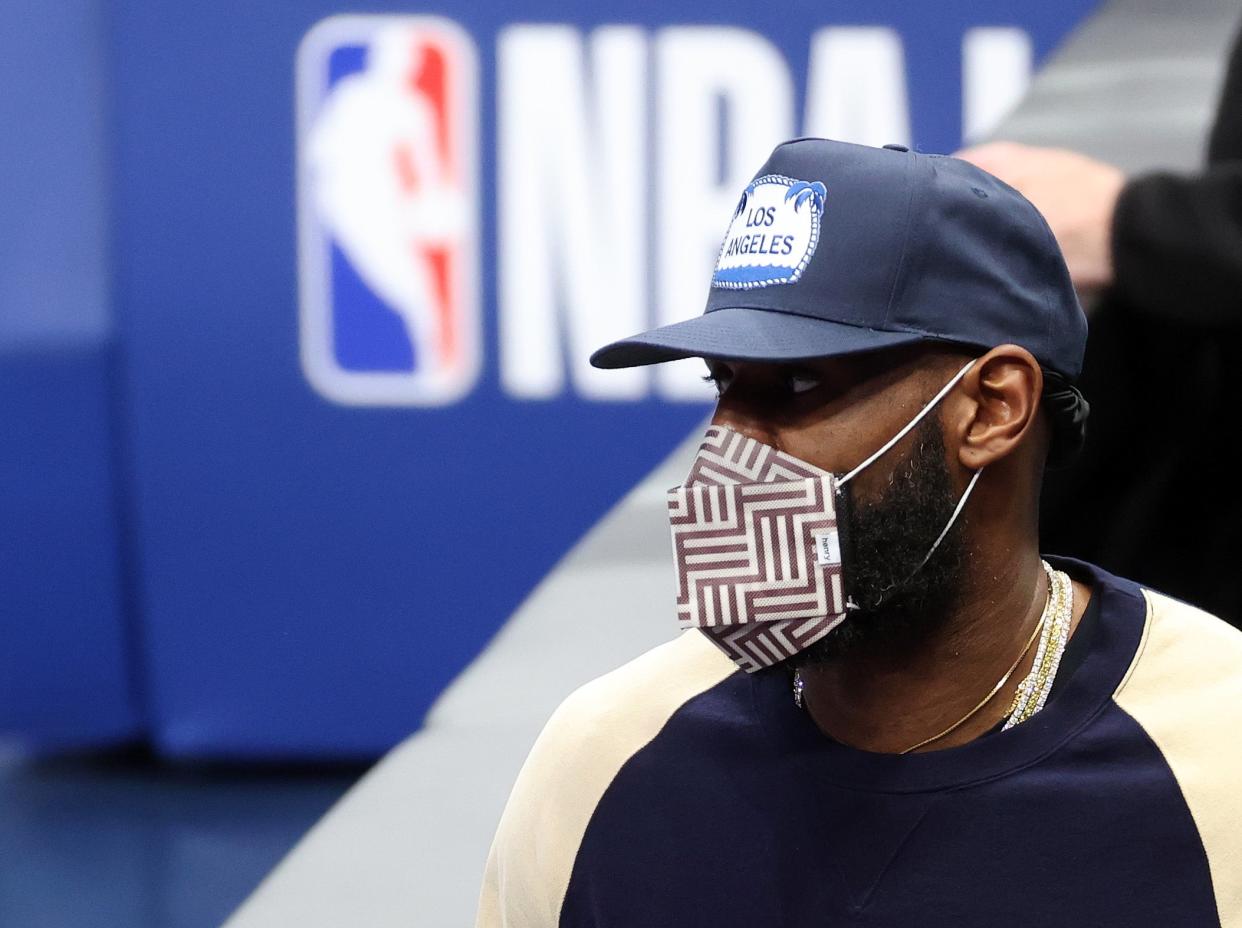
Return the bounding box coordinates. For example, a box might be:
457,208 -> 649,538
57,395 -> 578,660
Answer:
784,180 -> 827,214
732,189 -> 750,220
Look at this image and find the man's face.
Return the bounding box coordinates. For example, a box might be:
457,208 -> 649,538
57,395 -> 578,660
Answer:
705,346 -> 973,662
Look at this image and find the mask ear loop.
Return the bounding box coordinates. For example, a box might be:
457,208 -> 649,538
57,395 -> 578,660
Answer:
843,466 -> 983,612
834,358 -> 981,611
837,359 -> 977,488
915,465 -> 983,573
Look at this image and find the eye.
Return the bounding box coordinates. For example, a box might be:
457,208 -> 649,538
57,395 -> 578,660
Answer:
702,364 -> 734,396
786,372 -> 821,395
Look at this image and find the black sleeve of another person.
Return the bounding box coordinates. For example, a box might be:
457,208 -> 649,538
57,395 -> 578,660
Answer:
1109,29 -> 1242,324
1041,25 -> 1242,627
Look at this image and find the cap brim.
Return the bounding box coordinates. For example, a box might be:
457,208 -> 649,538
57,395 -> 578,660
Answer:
590,307 -> 927,369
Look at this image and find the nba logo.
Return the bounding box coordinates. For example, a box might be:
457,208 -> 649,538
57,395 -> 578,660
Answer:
296,16 -> 480,405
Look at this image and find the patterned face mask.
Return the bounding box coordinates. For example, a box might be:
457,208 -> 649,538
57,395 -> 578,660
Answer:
666,360 -> 980,672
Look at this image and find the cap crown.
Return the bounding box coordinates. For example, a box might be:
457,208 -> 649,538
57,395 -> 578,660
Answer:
705,138 -> 1087,380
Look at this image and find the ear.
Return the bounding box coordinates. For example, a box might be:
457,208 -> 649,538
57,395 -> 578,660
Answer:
951,344 -> 1043,470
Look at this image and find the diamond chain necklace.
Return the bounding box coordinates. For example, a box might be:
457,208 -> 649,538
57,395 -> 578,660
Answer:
1003,564 -> 1073,729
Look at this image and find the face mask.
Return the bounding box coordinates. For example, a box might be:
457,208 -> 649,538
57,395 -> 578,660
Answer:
667,360 -> 981,673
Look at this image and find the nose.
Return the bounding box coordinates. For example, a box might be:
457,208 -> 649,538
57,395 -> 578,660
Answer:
710,392 -> 781,450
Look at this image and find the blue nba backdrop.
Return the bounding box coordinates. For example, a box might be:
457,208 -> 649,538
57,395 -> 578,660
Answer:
31,0 -> 1100,759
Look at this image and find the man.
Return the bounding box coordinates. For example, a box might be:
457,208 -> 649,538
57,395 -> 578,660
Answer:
958,25 -> 1242,624
476,139 -> 1242,927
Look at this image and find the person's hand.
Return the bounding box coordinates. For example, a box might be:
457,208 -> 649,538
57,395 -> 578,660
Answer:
956,141 -> 1126,293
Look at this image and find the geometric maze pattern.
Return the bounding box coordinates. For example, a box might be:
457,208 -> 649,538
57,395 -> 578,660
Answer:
668,426 -> 849,673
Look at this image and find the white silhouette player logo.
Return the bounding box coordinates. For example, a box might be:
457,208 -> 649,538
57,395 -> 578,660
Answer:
297,16 -> 480,406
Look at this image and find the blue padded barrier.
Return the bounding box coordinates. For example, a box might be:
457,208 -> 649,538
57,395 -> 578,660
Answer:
0,347 -> 138,750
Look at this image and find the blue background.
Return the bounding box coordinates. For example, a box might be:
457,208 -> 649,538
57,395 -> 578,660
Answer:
2,0 -> 1097,759
0,0 -> 138,751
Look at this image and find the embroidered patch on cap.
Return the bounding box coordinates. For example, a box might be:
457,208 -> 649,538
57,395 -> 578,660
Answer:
711,174 -> 826,290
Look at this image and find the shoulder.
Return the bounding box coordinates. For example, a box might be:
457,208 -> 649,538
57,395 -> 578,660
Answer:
1114,587 -> 1242,720
475,631 -> 736,928
540,627 -> 738,753
507,629 -> 738,812
1112,589 -> 1242,921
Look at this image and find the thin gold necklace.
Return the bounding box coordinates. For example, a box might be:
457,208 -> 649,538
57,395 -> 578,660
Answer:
793,561 -> 1056,755
897,595 -> 1047,754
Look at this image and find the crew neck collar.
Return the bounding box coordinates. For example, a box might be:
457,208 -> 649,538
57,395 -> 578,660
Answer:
748,557 -> 1148,793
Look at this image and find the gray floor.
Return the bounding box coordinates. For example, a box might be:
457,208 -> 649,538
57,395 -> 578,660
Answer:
997,0 -> 1237,172
0,747 -> 364,928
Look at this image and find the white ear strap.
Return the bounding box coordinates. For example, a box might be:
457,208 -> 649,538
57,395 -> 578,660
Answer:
843,465 -> 985,613
838,359 -> 977,487
917,465 -> 983,572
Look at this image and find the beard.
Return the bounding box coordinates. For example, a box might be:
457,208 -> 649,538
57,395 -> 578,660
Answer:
796,415 -> 971,666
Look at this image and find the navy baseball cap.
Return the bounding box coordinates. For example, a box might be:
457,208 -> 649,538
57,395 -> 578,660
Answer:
590,137 -> 1088,384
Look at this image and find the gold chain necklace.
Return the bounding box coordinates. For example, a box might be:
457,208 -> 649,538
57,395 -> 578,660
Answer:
792,561 -> 1066,755
897,563 -> 1057,754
